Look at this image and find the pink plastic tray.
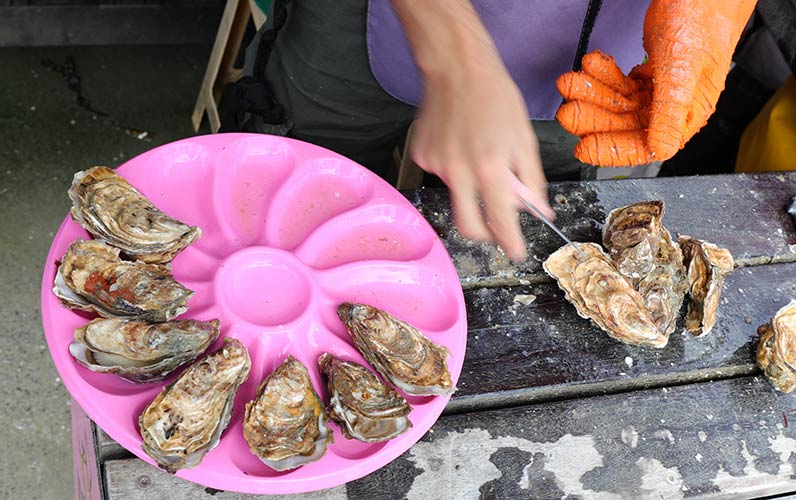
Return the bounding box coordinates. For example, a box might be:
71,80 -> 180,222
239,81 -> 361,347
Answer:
40,134 -> 467,495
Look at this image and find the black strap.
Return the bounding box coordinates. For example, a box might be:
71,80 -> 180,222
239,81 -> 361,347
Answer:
253,0 -> 292,83
572,0 -> 604,70
756,0 -> 796,75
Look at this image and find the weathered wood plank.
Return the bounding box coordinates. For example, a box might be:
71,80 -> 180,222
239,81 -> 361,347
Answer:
449,262 -> 796,411
104,376 -> 796,499
409,172 -> 796,288
95,424 -> 131,462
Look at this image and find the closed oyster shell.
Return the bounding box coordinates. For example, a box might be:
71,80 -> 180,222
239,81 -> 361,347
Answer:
243,356 -> 332,471
337,303 -> 455,396
543,243 -> 667,347
319,352 -> 412,442
69,318 -> 219,383
602,201 -> 664,280
69,166 -> 201,263
758,301 -> 796,392
139,338 -> 251,473
678,235 -> 734,336
637,228 -> 688,336
53,239 -> 193,322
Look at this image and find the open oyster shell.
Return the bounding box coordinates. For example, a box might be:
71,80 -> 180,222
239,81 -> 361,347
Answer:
243,356 -> 332,471
637,229 -> 688,337
338,303 -> 455,396
602,201 -> 664,280
69,166 -> 201,263
543,243 -> 667,347
758,301 -> 796,392
319,352 -> 412,442
69,318 -> 219,383
678,235 -> 734,336
139,338 -> 251,473
53,239 -> 193,322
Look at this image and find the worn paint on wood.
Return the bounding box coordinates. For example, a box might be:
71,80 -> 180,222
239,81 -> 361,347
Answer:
103,377 -> 796,500
409,172 -> 796,288
449,263 -> 796,409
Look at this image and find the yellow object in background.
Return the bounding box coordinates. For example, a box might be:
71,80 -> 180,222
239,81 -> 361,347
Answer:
736,75 -> 796,173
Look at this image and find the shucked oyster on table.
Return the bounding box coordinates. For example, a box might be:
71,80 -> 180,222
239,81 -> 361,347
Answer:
602,201 -> 665,280
53,239 -> 193,322
338,303 -> 455,396
637,228 -> 689,337
319,352 -> 412,442
69,318 -> 220,383
139,338 -> 251,473
243,356 -> 332,471
678,235 -> 734,337
543,242 -> 668,347
758,300 -> 796,392
69,166 -> 201,263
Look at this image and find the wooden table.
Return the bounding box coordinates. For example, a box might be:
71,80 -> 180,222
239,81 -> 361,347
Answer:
72,172 -> 796,500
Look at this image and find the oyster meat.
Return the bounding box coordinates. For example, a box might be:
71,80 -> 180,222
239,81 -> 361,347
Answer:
69,318 -> 220,383
243,356 -> 332,471
678,235 -> 734,336
758,301 -> 796,392
139,338 -> 251,472
319,352 -> 412,442
69,166 -> 201,263
602,201 -> 664,280
637,228 -> 688,337
338,303 -> 455,396
53,239 -> 193,322
543,243 -> 667,347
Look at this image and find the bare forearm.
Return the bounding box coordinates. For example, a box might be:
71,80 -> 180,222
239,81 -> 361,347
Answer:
391,0 -> 503,82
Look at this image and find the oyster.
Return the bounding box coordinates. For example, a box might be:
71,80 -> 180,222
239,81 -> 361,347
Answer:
319,352 -> 412,442
69,318 -> 220,383
637,229 -> 688,336
53,239 -> 193,322
678,235 -> 734,336
602,201 -> 664,280
338,303 -> 455,396
543,243 -> 667,347
243,356 -> 332,471
69,166 -> 201,263
139,338 -> 251,472
758,301 -> 796,392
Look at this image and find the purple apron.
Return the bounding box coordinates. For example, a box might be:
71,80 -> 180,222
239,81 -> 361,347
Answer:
366,0 -> 650,120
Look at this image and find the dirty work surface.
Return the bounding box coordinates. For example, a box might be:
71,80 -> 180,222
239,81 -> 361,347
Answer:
0,45 -> 210,500
92,173 -> 796,499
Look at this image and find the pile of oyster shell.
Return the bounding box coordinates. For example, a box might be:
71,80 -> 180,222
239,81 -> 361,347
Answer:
543,201 -> 734,348
54,167 -> 454,474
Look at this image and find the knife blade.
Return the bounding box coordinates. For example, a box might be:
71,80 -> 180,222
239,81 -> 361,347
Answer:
788,195 -> 796,230
517,196 -> 588,258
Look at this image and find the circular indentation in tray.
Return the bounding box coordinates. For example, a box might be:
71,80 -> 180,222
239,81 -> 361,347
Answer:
40,133 -> 467,495
215,248 -> 312,327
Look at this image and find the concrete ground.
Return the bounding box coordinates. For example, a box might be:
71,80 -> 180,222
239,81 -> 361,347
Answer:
0,44 -> 211,500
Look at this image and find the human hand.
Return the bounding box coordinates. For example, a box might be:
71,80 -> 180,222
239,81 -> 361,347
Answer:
409,55 -> 554,262
556,0 -> 757,166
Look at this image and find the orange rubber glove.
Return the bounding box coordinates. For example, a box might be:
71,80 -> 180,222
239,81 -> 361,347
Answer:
556,0 -> 757,167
